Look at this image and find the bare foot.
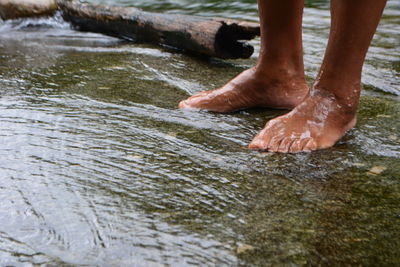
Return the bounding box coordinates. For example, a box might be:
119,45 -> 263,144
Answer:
179,68 -> 308,113
248,89 -> 358,153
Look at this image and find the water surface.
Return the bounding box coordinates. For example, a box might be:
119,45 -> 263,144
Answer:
0,0 -> 399,265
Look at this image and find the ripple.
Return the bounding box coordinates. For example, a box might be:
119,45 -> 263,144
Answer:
0,0 -> 399,265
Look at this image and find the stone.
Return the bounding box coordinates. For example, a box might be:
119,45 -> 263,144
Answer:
0,0 -> 58,20
236,243 -> 255,254
367,166 -> 387,175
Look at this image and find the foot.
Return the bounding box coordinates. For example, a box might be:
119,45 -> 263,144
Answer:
179,68 -> 309,113
248,89 -> 358,153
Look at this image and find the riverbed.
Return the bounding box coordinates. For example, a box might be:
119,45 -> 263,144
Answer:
0,0 -> 399,265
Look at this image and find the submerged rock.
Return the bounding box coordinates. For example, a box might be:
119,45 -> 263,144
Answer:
0,0 -> 57,20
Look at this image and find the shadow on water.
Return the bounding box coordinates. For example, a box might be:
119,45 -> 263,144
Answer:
0,0 -> 399,266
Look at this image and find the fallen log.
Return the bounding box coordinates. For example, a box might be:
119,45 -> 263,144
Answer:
59,1 -> 260,59
0,0 -> 260,59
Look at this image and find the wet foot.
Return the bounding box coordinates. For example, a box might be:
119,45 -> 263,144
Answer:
179,68 -> 309,113
248,89 -> 358,153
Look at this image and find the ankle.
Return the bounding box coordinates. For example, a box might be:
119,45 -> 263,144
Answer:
314,72 -> 361,98
309,84 -> 360,116
252,64 -> 307,84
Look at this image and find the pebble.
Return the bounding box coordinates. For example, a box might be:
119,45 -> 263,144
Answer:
367,166 -> 386,175
236,243 -> 255,254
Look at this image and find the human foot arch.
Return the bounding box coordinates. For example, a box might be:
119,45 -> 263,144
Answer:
178,68 -> 309,113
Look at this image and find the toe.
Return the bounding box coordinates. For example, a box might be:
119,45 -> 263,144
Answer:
178,91 -> 211,109
298,137 -> 311,150
248,130 -> 271,150
303,138 -> 318,152
179,99 -> 202,110
178,99 -> 189,109
249,135 -> 268,150
267,136 -> 285,152
289,139 -> 302,153
277,137 -> 294,153
248,139 -> 265,150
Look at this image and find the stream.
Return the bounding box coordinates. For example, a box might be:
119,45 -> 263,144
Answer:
0,0 -> 399,265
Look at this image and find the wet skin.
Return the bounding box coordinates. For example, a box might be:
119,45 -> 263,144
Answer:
179,0 -> 387,153
249,89 -> 358,152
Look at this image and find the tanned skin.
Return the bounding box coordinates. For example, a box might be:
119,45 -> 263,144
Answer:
179,0 -> 387,153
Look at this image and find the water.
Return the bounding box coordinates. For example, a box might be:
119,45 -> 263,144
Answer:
0,0 -> 399,266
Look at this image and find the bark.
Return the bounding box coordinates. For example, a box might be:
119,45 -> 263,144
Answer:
59,1 -> 260,59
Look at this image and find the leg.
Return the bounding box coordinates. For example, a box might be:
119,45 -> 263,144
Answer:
179,0 -> 308,113
249,0 -> 387,152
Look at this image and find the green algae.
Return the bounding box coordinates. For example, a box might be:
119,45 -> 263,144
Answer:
0,1 -> 399,265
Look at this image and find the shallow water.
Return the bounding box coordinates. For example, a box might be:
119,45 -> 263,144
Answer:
0,0 -> 399,266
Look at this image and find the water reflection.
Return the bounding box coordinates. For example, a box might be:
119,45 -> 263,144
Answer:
0,0 -> 399,265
